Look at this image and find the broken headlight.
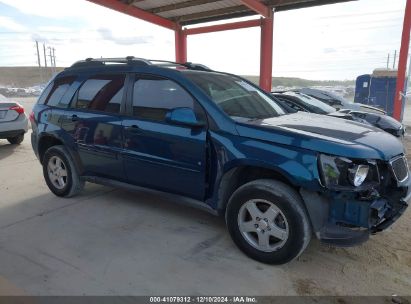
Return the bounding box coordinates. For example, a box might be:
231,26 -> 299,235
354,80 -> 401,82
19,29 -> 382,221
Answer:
318,154 -> 379,190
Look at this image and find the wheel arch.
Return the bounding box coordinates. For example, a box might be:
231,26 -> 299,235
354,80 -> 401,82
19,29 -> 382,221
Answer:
215,164 -> 298,214
37,134 -> 83,175
38,134 -> 63,163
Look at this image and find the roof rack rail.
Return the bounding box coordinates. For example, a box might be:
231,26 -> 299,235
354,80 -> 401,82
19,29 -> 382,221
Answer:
184,62 -> 211,71
147,59 -> 211,71
69,56 -> 212,71
70,56 -> 151,68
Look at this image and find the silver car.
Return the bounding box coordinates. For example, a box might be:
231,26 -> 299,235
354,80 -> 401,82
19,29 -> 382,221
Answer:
0,94 -> 29,144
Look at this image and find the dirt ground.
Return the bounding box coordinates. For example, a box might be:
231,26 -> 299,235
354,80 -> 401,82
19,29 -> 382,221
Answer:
0,100 -> 410,296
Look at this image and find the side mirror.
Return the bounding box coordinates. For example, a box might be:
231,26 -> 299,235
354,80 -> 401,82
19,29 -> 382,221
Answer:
166,107 -> 205,128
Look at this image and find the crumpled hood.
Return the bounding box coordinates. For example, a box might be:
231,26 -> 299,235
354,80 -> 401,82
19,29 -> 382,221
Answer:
236,112 -> 404,161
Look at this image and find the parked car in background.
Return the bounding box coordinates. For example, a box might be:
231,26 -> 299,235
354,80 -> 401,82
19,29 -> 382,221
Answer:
296,87 -> 386,114
31,57 -> 410,265
0,93 -> 28,144
272,91 -> 405,138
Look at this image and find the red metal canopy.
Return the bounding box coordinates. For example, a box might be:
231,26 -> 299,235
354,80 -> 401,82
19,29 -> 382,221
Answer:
86,0 -> 411,122
393,0 -> 411,121
86,0 -> 354,92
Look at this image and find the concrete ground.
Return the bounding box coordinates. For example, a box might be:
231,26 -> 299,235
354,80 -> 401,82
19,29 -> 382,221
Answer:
0,99 -> 410,296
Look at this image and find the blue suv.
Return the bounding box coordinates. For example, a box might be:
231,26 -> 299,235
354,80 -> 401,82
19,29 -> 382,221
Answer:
31,57 -> 410,264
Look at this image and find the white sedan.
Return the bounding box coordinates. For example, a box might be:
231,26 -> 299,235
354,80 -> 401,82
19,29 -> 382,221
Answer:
0,93 -> 29,144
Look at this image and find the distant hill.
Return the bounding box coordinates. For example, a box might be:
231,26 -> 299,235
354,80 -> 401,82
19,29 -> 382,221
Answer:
242,75 -> 354,88
0,66 -> 64,87
0,66 -> 354,88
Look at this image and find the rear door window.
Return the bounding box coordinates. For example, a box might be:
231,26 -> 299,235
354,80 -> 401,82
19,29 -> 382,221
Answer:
72,74 -> 125,114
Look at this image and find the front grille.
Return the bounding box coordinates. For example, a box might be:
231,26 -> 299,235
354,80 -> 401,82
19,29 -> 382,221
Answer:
390,156 -> 409,183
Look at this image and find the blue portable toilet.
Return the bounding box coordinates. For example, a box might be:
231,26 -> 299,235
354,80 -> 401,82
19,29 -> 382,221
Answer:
354,69 -> 398,116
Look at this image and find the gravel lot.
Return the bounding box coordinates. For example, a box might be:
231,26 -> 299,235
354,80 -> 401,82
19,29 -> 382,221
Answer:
0,98 -> 410,296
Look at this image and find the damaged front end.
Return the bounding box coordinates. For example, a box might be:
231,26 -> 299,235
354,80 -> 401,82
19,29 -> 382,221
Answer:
301,154 -> 410,246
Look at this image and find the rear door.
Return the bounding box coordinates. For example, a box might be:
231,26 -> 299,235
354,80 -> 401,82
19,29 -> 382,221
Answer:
60,73 -> 128,180
121,74 -> 208,200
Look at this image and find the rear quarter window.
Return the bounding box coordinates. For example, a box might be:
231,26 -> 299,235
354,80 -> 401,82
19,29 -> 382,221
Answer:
44,76 -> 76,108
37,81 -> 54,105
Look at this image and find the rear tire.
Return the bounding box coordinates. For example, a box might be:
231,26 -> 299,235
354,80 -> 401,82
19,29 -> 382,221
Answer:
7,134 -> 24,145
226,179 -> 311,264
42,145 -> 84,197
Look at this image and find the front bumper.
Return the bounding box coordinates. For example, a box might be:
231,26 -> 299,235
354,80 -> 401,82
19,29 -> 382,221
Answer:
301,176 -> 410,247
371,186 -> 410,233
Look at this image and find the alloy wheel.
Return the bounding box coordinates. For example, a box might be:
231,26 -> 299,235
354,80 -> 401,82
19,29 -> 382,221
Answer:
238,199 -> 289,252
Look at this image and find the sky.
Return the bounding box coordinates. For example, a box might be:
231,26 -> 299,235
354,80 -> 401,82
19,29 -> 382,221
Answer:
0,0 -> 407,80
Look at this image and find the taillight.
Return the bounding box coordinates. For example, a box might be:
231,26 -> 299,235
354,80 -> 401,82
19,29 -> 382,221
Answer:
9,104 -> 24,114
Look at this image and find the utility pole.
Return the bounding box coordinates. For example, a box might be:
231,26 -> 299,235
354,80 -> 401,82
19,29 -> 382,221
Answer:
52,48 -> 56,68
48,46 -> 54,74
43,42 -> 48,79
35,41 -> 41,68
35,41 -> 43,83
387,53 -> 390,69
393,50 -> 398,69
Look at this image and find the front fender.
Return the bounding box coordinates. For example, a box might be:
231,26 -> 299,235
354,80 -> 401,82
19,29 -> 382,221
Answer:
206,131 -> 322,210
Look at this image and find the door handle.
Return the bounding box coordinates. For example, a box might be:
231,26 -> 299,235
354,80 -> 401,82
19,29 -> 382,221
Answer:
126,125 -> 140,132
71,114 -> 79,122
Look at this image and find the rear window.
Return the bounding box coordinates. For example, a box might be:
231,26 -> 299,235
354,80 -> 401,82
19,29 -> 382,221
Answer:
43,76 -> 76,107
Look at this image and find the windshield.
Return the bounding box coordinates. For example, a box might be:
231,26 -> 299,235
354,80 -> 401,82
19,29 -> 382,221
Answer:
299,88 -> 350,106
184,71 -> 285,121
284,92 -> 336,114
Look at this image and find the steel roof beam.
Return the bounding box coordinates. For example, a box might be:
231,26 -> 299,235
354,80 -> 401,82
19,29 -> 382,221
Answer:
148,0 -> 221,14
86,0 -> 176,30
184,19 -> 261,35
181,11 -> 256,25
240,0 -> 271,18
121,0 -> 145,4
174,5 -> 250,23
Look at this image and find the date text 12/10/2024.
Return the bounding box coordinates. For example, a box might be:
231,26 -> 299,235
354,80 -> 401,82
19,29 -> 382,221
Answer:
150,297 -> 257,303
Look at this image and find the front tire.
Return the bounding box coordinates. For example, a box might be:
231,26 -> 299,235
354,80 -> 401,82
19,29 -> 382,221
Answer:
42,145 -> 84,197
226,179 -> 311,264
7,134 -> 24,145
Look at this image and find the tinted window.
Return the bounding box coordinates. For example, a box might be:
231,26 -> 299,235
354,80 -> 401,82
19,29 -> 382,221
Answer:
37,81 -> 54,105
132,77 -> 195,122
284,92 -> 335,114
279,98 -> 304,112
73,74 -> 125,114
183,71 -> 284,121
45,76 -> 76,107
